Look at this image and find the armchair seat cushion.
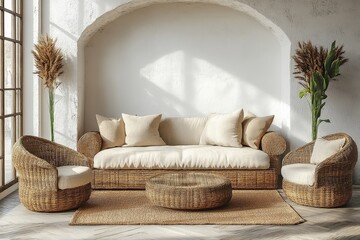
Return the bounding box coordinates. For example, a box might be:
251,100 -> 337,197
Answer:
57,166 -> 92,190
281,163 -> 316,186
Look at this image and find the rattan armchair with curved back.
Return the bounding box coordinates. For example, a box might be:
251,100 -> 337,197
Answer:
282,133 -> 358,208
12,136 -> 92,212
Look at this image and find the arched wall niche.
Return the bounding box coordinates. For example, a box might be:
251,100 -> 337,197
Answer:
77,0 -> 291,137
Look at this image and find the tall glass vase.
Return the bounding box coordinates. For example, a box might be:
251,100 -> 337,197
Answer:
311,108 -> 318,141
48,87 -> 55,142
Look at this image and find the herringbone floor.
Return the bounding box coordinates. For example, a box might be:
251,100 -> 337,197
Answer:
1,187 -> 359,240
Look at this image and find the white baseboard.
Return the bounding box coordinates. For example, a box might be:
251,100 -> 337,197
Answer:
0,183 -> 19,201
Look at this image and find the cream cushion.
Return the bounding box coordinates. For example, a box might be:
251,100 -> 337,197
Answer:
181,145 -> 269,169
281,163 -> 316,186
310,137 -> 345,164
122,113 -> 165,147
57,166 -> 92,190
94,146 -> 181,169
243,110 -> 256,120
200,109 -> 244,147
159,117 -> 207,145
242,115 -> 274,149
93,145 -> 270,169
96,114 -> 125,149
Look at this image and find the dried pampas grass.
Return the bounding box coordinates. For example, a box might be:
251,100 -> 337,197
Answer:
293,41 -> 347,89
32,35 -> 64,141
32,35 -> 64,89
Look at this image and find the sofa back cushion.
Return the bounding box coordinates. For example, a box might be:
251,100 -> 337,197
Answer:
159,117 -> 207,145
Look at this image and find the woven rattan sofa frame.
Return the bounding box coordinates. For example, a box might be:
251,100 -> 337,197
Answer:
13,136 -> 92,212
282,133 -> 358,208
77,131 -> 286,190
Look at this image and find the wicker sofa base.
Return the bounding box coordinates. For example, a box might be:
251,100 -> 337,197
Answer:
282,180 -> 353,208
92,168 -> 278,189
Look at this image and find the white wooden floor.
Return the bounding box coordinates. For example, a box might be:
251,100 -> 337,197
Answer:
1,187 -> 360,240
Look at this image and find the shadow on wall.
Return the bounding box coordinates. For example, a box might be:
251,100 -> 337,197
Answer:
83,2 -> 287,133
53,54 -> 78,145
43,0 -> 81,146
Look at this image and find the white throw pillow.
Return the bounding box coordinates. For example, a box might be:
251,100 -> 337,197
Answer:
310,138 -> 345,164
242,115 -> 274,149
122,113 -> 166,147
200,109 -> 244,147
96,114 -> 125,149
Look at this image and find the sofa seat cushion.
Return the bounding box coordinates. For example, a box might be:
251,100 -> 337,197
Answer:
93,145 -> 270,169
281,163 -> 316,186
57,166 -> 92,190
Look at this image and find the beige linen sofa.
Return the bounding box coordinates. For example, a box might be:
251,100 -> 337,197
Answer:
77,116 -> 286,189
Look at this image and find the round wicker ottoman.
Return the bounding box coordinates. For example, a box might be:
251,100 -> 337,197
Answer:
145,172 -> 232,210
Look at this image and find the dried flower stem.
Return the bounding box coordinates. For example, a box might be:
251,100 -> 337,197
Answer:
32,35 -> 64,141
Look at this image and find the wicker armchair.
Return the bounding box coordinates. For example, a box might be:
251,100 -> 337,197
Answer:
282,133 -> 357,208
12,136 -> 92,212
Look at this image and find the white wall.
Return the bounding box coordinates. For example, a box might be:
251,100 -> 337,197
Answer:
23,0 -> 34,136
84,3 -> 283,132
28,0 -> 360,183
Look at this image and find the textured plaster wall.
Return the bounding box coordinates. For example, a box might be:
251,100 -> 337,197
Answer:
84,3 -> 284,132
24,0 -> 360,183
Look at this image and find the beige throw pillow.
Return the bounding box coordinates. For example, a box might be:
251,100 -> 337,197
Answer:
200,109 -> 244,147
122,113 -> 166,147
242,115 -> 274,149
96,114 -> 125,149
243,110 -> 256,121
310,138 -> 345,164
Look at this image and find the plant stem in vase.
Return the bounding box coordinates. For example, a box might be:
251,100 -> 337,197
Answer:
48,87 -> 55,142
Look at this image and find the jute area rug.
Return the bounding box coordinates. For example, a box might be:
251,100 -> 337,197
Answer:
70,190 -> 304,225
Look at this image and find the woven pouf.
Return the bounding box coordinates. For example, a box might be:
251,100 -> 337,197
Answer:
145,172 -> 232,210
